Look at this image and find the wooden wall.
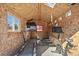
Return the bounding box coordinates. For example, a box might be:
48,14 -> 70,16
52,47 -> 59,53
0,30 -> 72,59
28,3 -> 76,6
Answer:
0,4 -> 24,55
58,4 -> 79,42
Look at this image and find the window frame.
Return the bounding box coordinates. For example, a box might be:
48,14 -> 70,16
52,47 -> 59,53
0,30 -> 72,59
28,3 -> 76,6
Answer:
7,12 -> 21,32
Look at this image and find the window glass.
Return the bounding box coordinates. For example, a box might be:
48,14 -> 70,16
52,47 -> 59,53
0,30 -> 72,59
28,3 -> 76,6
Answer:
7,12 -> 21,32
65,10 -> 72,17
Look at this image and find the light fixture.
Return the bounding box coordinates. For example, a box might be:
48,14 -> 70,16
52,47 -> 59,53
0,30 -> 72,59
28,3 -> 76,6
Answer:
44,3 -> 56,8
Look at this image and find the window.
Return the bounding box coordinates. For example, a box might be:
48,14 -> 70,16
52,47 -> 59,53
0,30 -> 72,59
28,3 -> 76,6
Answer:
65,10 -> 72,17
7,12 -> 21,32
44,3 -> 56,8
37,25 -> 43,31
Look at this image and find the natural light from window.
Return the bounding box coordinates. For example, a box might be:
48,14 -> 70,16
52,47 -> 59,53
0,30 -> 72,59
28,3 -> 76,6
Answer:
44,3 -> 56,8
7,12 -> 21,32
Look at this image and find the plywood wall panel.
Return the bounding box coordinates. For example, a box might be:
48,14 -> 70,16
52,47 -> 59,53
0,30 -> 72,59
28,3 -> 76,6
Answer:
6,3 -> 39,21
0,5 -> 24,56
55,4 -> 79,43
40,4 -> 52,22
